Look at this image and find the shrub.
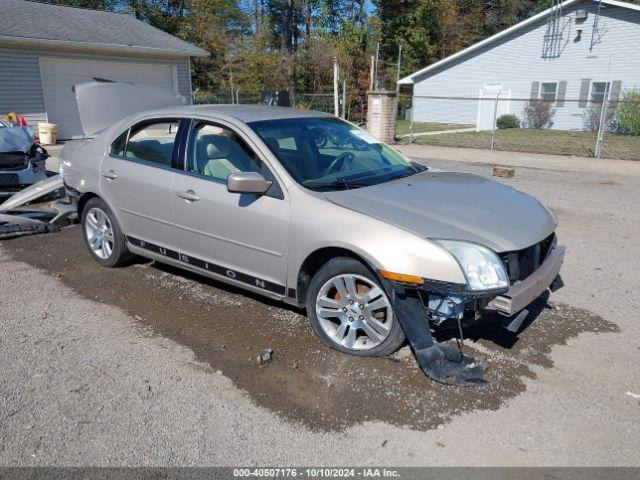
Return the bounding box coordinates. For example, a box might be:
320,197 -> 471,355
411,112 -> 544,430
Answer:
615,89 -> 640,135
496,114 -> 520,129
523,100 -> 555,129
583,101 -> 617,132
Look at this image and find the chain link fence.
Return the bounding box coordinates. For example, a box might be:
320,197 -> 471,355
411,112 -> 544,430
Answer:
194,91 -> 338,115
397,91 -> 640,161
192,87 -> 639,161
192,90 -> 369,123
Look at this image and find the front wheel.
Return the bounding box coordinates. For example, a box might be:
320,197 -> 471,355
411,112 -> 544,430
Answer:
306,257 -> 405,357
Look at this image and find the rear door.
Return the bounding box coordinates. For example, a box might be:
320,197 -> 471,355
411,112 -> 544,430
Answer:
172,119 -> 290,296
99,118 -> 186,257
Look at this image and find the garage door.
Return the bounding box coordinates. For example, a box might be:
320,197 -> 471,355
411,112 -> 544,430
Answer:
39,58 -> 175,139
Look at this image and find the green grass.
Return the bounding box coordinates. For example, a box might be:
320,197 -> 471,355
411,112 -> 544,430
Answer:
402,128 -> 640,161
395,120 -> 473,135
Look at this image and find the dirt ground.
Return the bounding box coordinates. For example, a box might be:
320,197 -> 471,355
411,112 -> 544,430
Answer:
1,148 -> 639,466
2,227 -> 618,433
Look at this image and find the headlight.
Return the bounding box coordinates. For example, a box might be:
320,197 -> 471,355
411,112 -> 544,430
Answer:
435,240 -> 509,291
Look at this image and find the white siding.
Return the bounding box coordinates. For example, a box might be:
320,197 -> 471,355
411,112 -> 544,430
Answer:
411,2 -> 640,131
0,48 -> 47,124
176,60 -> 192,99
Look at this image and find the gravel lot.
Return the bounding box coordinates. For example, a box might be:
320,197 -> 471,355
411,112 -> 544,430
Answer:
1,147 -> 639,466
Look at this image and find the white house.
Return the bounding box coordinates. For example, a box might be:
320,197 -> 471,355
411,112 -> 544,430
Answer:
399,0 -> 640,131
0,0 -> 208,139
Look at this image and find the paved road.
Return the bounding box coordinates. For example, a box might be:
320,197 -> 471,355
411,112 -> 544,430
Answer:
1,147 -> 639,466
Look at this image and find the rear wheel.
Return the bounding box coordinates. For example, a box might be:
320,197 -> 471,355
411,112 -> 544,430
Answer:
81,197 -> 133,267
306,257 -> 405,357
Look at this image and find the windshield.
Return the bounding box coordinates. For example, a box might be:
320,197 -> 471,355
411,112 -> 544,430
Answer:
248,117 -> 426,190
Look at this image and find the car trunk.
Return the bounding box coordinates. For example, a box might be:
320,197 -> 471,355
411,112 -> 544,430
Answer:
73,79 -> 188,137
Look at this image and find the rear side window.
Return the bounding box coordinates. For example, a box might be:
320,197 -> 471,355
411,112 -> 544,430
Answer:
122,120 -> 180,167
111,130 -> 128,156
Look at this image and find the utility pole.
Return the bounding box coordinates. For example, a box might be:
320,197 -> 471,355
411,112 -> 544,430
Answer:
333,56 -> 339,117
395,45 -> 402,129
342,80 -> 347,119
369,55 -> 375,90
595,55 -> 612,158
409,103 -> 414,144
374,42 -> 380,90
491,88 -> 503,150
395,45 -> 402,93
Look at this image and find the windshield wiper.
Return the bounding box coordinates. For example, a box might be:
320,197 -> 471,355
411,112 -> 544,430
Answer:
305,178 -> 370,190
385,166 -> 426,182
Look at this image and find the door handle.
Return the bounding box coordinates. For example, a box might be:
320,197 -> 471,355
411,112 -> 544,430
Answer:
101,170 -> 119,180
177,190 -> 200,202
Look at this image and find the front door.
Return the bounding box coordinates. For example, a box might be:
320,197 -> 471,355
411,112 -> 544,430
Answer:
99,118 -> 183,255
172,120 -> 289,296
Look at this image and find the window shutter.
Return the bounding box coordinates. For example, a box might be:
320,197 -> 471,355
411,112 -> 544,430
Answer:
530,81 -> 540,100
610,81 -> 622,102
579,79 -> 591,107
556,81 -> 567,107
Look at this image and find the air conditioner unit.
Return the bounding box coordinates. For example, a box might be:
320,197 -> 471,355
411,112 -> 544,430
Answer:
575,9 -> 588,21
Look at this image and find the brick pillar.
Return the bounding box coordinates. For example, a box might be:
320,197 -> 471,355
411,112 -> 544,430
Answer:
367,90 -> 397,143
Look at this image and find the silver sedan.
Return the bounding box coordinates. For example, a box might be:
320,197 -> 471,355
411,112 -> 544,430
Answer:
61,82 -> 564,385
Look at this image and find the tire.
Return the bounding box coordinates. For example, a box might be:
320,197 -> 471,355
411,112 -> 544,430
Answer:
306,257 -> 405,357
81,197 -> 134,267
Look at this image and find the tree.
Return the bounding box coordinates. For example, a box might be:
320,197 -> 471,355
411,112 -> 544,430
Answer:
180,0 -> 250,94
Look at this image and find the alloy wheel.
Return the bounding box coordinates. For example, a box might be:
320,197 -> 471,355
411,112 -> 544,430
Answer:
84,207 -> 115,260
315,273 -> 393,351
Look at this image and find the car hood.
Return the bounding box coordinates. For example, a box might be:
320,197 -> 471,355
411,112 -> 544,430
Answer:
0,126 -> 34,154
74,80 -> 188,137
324,171 -> 556,252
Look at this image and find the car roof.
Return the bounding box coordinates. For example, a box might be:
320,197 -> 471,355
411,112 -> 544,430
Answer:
146,104 -> 334,123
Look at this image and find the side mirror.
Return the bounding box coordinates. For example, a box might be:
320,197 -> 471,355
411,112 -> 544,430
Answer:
227,172 -> 273,195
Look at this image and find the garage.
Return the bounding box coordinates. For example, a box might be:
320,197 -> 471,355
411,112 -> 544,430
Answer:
40,59 -> 176,139
0,0 -> 208,140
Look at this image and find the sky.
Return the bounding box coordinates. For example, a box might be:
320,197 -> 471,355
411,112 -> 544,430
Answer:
365,0 -> 375,15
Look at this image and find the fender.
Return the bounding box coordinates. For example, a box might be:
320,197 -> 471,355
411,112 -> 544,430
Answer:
287,189 -> 467,293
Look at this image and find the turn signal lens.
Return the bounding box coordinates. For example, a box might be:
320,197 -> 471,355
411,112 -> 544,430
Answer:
379,270 -> 424,285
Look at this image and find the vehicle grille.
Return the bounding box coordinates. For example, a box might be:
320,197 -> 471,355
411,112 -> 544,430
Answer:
499,233 -> 556,285
0,152 -> 29,171
0,174 -> 20,186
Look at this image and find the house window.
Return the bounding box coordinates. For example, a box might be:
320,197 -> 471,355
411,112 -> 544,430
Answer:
591,82 -> 610,103
540,82 -> 558,101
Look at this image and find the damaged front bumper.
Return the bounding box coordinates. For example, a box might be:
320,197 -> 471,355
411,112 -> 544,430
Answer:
486,245 -> 565,316
0,145 -> 49,199
382,243 -> 565,387
0,160 -> 48,199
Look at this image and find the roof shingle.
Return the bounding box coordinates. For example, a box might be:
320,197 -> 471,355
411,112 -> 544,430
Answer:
0,0 -> 208,57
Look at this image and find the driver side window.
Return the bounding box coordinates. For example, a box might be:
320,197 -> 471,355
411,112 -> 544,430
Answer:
187,122 -> 261,182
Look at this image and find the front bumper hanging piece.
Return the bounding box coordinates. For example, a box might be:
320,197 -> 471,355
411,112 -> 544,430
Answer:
389,284 -> 488,387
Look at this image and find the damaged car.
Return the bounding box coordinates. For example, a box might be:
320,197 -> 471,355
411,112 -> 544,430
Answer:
60,80 -> 564,386
0,123 -> 49,201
